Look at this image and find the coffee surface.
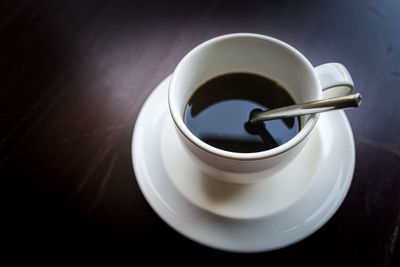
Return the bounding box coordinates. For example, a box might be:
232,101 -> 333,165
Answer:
184,73 -> 299,153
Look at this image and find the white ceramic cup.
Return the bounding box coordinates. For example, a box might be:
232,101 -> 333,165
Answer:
168,33 -> 353,183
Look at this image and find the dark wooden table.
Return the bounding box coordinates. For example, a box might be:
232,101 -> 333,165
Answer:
1,0 -> 399,264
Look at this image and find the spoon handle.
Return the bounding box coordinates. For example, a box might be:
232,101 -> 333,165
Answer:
250,93 -> 362,123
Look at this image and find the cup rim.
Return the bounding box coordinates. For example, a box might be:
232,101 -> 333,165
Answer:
168,33 -> 320,161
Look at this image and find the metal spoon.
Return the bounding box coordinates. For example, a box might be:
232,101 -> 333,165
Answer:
250,93 -> 362,123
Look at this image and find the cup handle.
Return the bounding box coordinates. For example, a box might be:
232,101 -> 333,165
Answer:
314,63 -> 354,99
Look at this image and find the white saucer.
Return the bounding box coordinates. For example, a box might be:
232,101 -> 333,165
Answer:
132,75 -> 355,252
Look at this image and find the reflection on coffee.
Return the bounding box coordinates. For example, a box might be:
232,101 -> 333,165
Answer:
183,73 -> 300,153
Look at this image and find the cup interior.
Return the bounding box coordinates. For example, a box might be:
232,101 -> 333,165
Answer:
169,33 -> 321,159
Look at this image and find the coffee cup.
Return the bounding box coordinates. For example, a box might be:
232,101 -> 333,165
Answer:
168,33 -> 353,183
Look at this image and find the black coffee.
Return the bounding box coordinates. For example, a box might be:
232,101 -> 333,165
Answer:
183,73 -> 299,153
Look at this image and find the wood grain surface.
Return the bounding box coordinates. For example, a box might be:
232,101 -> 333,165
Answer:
1,0 -> 399,264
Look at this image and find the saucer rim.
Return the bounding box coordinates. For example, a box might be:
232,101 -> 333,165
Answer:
131,75 -> 355,253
